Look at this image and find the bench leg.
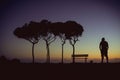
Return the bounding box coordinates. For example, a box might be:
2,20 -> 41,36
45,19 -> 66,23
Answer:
73,57 -> 75,63
85,58 -> 87,63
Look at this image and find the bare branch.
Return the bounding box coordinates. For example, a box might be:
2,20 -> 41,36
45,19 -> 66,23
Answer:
48,36 -> 56,44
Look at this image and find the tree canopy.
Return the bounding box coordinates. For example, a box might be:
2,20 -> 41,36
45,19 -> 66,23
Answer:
13,19 -> 84,63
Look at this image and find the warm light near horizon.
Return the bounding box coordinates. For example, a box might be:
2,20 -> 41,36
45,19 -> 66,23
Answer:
3,37 -> 120,63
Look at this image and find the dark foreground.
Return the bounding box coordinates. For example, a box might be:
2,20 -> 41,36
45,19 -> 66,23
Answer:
0,63 -> 120,79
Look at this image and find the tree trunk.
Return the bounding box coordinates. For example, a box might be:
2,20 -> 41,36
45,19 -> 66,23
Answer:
32,43 -> 35,64
72,45 -> 75,63
61,44 -> 64,63
46,42 -> 50,63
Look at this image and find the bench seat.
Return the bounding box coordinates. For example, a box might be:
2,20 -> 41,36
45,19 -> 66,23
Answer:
72,54 -> 88,63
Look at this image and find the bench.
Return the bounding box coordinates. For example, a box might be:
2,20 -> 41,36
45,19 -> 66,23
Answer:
72,54 -> 88,63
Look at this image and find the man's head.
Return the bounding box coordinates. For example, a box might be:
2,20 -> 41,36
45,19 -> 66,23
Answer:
102,37 -> 105,41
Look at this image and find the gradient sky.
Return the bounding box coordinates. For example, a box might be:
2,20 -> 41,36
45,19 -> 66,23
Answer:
0,0 -> 120,63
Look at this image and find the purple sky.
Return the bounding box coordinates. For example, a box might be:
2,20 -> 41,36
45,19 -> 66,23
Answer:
0,0 -> 120,63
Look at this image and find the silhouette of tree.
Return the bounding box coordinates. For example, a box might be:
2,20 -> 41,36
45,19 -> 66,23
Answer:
40,20 -> 56,63
13,19 -> 84,64
65,21 -> 84,63
60,34 -> 66,63
51,22 -> 67,63
11,58 -> 21,63
0,56 -> 8,63
14,22 -> 40,63
50,21 -> 84,63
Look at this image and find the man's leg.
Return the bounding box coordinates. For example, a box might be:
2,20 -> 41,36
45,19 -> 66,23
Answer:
101,54 -> 104,63
106,54 -> 109,63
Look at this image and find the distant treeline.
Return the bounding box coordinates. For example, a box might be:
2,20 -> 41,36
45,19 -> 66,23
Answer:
0,56 -> 20,64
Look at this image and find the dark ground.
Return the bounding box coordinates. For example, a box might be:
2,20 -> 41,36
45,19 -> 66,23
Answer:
0,63 -> 120,79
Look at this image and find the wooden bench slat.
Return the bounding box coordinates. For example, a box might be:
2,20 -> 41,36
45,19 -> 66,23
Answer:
72,54 -> 88,63
72,54 -> 88,57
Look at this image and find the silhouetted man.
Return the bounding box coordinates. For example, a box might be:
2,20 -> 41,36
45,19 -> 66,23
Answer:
99,37 -> 109,63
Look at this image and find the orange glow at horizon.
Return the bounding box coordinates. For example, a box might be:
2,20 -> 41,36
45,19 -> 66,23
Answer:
3,36 -> 120,63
